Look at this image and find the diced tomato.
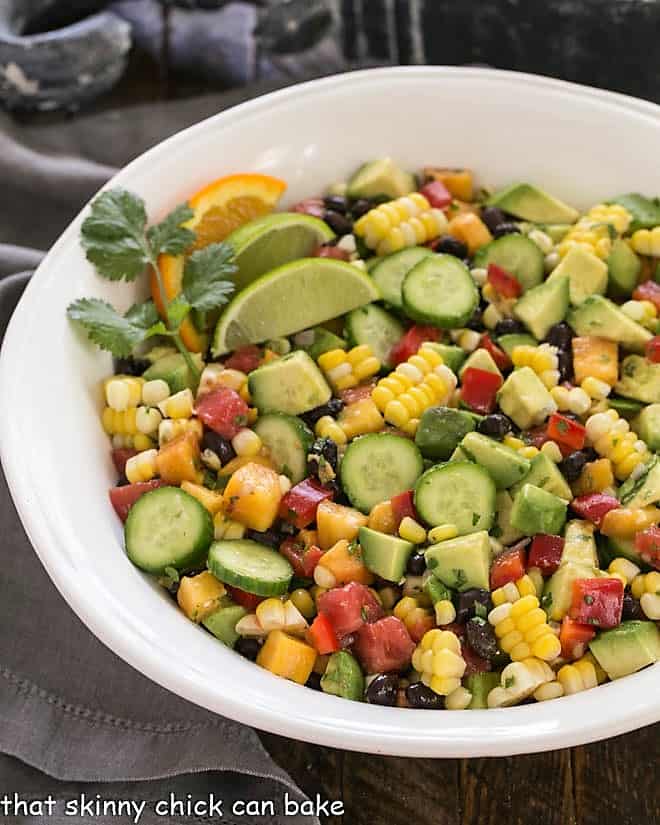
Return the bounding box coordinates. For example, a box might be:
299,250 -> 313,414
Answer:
279,477 -> 334,529
479,333 -> 512,371
528,534 -> 565,576
461,643 -> 492,677
405,612 -> 436,643
570,493 -> 620,528
195,387 -> 249,439
225,584 -> 264,610
633,280 -> 660,311
109,479 -> 166,522
460,367 -> 503,414
547,413 -> 586,451
307,613 -> 341,654
279,537 -> 324,579
317,582 -> 383,638
490,545 -> 526,589
569,578 -> 624,629
339,381 -> 377,405
634,525 -> 660,570
111,448 -> 137,477
390,489 -> 417,527
487,262 -> 522,298
419,180 -> 453,209
315,244 -> 350,261
302,545 -> 324,578
559,616 -> 596,660
223,345 -> 262,374
353,616 -> 415,674
645,336 -> 660,364
389,325 -> 442,365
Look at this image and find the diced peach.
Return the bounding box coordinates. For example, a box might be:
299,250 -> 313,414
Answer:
316,500 -> 368,550
156,431 -> 203,485
318,538 -> 374,586
572,336 -> 618,386
223,461 -> 282,531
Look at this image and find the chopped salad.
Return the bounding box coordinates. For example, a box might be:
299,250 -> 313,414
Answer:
68,159 -> 660,710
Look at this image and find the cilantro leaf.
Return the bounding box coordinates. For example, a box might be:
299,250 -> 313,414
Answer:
182,242 -> 236,313
609,193 -> 660,232
167,295 -> 193,329
80,189 -> 150,281
147,203 -> 195,256
67,297 -> 159,357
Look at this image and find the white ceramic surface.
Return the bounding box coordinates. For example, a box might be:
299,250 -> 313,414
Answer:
1,67 -> 659,757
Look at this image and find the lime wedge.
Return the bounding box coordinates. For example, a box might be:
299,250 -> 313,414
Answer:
212,258 -> 381,355
227,213 -> 335,291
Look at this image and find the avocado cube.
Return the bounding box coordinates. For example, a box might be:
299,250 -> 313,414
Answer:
460,431 -> 530,489
359,526 -> 414,582
561,520 -> 598,568
487,183 -> 579,224
510,484 -> 567,537
634,404 -> 660,451
143,352 -> 205,394
306,327 -> 347,361
547,246 -> 608,306
497,333 -> 537,357
248,350 -> 331,415
497,367 -> 558,430
618,454 -> 660,508
589,621 -> 660,680
424,531 -> 491,591
415,406 -> 476,461
513,274 -> 570,340
423,342 -> 467,374
543,562 -> 598,621
320,650 -> 364,700
510,451 -> 572,501
493,490 -> 524,545
616,355 -> 660,404
203,604 -> 248,648
458,348 -> 502,379
568,296 -> 652,353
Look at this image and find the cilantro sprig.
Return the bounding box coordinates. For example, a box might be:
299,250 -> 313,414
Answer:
68,188 -> 237,380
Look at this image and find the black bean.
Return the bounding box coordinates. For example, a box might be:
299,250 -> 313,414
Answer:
245,528 -> 282,548
582,447 -> 599,462
405,682 -> 444,709
365,673 -> 399,706
559,450 -> 589,482
307,437 -> 338,477
406,551 -> 426,577
434,235 -> 468,259
622,591 -> 646,621
115,475 -> 129,487
299,398 -> 344,427
557,348 -> 573,382
201,430 -> 236,464
324,210 -> 353,235
465,307 -> 483,331
235,637 -> 261,661
306,672 -> 323,691
478,413 -> 513,440
493,222 -> 521,238
455,588 -> 493,624
493,318 -> 526,336
466,617 -> 499,660
350,198 -> 373,218
546,321 -> 574,349
480,206 -> 509,233
323,195 -> 349,213
113,356 -> 150,376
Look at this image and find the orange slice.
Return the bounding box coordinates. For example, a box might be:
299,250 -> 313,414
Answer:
152,173 -> 287,352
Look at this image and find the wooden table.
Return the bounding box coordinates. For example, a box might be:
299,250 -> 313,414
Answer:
18,19 -> 659,824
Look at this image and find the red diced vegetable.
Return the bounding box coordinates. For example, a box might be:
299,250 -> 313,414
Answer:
223,345 -> 262,373
390,325 -> 441,365
390,489 -> 417,527
479,333 -> 512,370
317,581 -> 383,638
528,534 -> 565,576
645,336 -> 660,364
315,244 -> 350,261
279,536 -> 310,579
308,613 -> 341,654
419,180 -> 453,209
195,387 -> 249,439
279,477 -> 334,529
570,493 -> 620,528
634,525 -> 660,570
406,612 -> 436,643
524,426 -> 552,451
547,413 -> 586,451
291,198 -> 325,218
461,642 -> 492,676
301,545 -> 324,578
569,578 -> 624,629
225,584 -> 264,610
109,479 -> 166,522
633,280 -> 660,311
486,262 -> 522,298
353,616 -> 415,674
339,381 -> 377,405
559,616 -> 596,660
490,545 -> 526,589
461,367 -> 503,414
111,447 -> 137,477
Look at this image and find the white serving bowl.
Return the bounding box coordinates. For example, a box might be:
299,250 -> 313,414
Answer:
1,67 -> 658,757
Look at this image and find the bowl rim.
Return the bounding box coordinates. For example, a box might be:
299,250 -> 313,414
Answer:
2,65 -> 659,757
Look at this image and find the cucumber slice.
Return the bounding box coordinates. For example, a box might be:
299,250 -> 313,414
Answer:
370,247 -> 434,308
414,462 -> 496,534
345,303 -> 404,367
402,254 -> 478,328
340,433 -> 424,513
253,413 -> 313,483
473,235 -> 544,292
125,487 -> 214,574
208,540 -> 293,596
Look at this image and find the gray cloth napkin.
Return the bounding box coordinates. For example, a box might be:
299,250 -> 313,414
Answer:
0,84 -> 322,824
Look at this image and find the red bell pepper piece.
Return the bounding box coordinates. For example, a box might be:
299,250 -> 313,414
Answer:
479,333 -> 512,371
315,244 -> 350,261
633,280 -> 660,311
645,336 -> 660,363
490,545 -> 527,589
109,479 -> 166,522
570,493 -> 620,528
460,367 -> 503,414
223,345 -> 262,373
225,584 -> 264,610
487,262 -> 522,298
634,525 -> 660,570
547,413 -> 586,451
389,325 -> 441,365
279,537 -> 324,580
390,489 -> 417,527
419,180 -> 453,209
528,534 -> 565,576
559,616 -> 597,659
195,387 -> 249,439
569,578 -> 624,629
111,447 -> 137,477
308,613 -> 341,654
279,477 -> 334,529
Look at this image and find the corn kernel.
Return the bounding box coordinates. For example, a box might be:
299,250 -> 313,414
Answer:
125,449 -> 158,484
528,228 -> 554,254
428,523 -> 459,543
231,428 -> 262,457
445,686 -> 472,710
315,415 -> 347,445
398,516 -> 427,544
640,592 -> 660,620
581,376 -> 612,400
533,681 -> 564,702
158,418 -> 203,446
136,405 -> 162,435
608,557 -> 641,585
434,599 -> 456,626
314,565 -> 337,589
541,440 -> 563,463
158,388 -> 194,419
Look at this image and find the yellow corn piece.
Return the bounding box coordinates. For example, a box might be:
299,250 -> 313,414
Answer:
354,193 -> 448,255
125,449 -> 158,484
104,375 -> 144,411
489,596 -> 561,662
631,226 -> 660,257
412,629 -> 466,696
102,406 -> 138,436
585,409 -> 650,480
